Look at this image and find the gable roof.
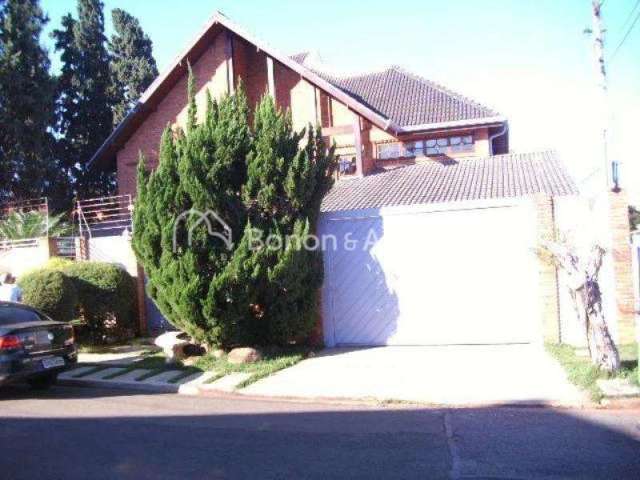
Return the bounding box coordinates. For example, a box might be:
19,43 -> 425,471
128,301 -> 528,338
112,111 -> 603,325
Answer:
90,12 -> 505,168
305,65 -> 501,129
320,151 -> 577,213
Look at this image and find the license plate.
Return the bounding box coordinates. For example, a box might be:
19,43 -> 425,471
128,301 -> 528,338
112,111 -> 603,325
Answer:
42,357 -> 65,369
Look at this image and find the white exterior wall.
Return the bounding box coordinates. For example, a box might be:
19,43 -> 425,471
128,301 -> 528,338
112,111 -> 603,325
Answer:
87,233 -> 138,277
0,239 -> 50,278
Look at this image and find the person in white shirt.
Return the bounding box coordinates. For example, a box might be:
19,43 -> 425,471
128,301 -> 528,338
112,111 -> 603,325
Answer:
0,273 -> 22,303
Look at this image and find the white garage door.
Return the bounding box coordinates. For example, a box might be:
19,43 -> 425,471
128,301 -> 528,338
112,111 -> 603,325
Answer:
320,200 -> 541,347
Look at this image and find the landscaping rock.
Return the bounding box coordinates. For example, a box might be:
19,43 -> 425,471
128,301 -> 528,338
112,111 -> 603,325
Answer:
227,347 -> 262,364
212,348 -> 226,359
154,331 -> 191,364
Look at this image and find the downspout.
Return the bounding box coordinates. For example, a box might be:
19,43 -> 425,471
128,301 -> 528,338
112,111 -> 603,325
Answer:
488,123 -> 508,155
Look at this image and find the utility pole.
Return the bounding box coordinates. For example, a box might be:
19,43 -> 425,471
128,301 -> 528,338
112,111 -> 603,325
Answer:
590,0 -> 612,190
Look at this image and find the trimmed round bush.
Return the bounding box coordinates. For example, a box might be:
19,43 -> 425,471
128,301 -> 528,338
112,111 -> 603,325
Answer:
64,262 -> 137,344
45,256 -> 76,272
19,269 -> 78,322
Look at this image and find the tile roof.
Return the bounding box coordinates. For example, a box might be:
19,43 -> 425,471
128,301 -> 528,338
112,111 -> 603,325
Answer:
290,52 -> 310,64
294,61 -> 500,128
320,151 -> 577,213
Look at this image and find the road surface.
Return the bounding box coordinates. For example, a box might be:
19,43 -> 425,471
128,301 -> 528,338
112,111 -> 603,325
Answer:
1,384 -> 639,479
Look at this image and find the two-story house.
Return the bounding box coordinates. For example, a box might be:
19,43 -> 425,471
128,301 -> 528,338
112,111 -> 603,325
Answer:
90,12 -> 635,349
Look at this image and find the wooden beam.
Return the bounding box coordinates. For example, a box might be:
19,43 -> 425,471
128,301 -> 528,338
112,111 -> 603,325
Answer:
352,113 -> 364,177
321,125 -> 354,136
224,31 -> 235,94
313,87 -> 319,126
267,56 -> 276,101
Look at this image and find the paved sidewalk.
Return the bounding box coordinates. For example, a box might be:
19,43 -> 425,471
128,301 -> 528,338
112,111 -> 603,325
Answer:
242,345 -> 587,406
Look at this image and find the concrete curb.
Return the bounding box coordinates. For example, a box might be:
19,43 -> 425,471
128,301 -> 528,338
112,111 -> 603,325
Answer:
58,376 -> 613,410
194,386 -> 597,410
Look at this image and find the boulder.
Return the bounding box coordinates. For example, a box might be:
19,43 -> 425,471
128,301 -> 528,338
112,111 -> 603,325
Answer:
154,331 -> 190,364
227,347 -> 262,364
212,348 -> 226,359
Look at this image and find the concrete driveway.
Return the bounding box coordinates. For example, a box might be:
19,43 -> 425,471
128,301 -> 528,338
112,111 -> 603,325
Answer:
243,344 -> 586,406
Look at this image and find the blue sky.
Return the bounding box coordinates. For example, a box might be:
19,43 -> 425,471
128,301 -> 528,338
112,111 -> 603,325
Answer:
40,0 -> 640,201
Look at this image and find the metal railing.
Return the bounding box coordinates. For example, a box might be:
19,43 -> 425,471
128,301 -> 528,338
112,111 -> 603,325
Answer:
0,238 -> 40,251
76,194 -> 133,237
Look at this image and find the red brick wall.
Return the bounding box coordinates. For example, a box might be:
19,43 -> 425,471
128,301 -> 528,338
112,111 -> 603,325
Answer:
233,36 -> 268,119
534,194 -> 561,342
608,191 -> 636,344
117,31 -> 230,195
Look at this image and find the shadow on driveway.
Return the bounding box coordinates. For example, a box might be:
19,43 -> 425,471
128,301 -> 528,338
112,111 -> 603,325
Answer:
1,384 -> 639,479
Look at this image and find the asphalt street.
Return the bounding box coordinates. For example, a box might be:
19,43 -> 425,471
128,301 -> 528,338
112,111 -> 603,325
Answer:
1,384 -> 639,479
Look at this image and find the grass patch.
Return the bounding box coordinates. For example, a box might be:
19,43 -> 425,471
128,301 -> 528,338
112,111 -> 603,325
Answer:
617,343 -> 639,385
167,368 -> 202,384
194,346 -> 311,388
546,342 -> 638,402
101,353 -> 187,380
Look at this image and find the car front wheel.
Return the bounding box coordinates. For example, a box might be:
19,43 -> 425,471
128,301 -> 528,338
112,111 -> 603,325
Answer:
27,373 -> 58,390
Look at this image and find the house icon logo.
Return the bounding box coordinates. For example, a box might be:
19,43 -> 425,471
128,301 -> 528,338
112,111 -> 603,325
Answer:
172,209 -> 234,252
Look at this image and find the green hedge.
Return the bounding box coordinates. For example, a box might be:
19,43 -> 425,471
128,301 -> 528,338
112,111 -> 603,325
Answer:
19,261 -> 137,344
64,262 -> 137,344
19,269 -> 78,322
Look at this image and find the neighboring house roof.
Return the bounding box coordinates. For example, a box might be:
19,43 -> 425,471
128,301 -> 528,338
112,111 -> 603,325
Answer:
90,12 -> 505,168
320,151 -> 578,212
290,51 -> 310,64
309,65 -> 500,128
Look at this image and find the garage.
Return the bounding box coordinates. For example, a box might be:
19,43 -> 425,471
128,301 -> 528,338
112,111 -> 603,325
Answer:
319,199 -> 542,347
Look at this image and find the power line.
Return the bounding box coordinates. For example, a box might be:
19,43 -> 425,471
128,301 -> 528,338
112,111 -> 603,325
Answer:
610,0 -> 640,61
618,0 -> 640,32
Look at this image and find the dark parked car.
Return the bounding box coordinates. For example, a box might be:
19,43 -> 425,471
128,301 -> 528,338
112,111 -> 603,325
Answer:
0,302 -> 77,389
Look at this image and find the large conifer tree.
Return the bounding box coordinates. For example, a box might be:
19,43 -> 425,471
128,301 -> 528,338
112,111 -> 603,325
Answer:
0,0 -> 58,205
133,71 -> 335,347
109,8 -> 158,125
52,0 -> 114,199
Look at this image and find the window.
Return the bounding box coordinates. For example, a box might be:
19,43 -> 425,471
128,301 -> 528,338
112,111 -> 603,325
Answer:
377,143 -> 401,159
403,141 -> 424,157
425,134 -> 474,155
376,135 -> 474,159
425,139 -> 440,155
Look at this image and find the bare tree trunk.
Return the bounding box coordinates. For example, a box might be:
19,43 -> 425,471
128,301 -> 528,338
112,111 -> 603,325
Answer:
584,279 -> 620,372
570,288 -> 589,346
539,241 -> 620,372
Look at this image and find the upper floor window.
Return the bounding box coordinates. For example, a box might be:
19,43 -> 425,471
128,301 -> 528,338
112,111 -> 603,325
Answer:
426,135 -> 473,155
403,141 -> 424,157
375,135 -> 474,160
378,143 -> 402,160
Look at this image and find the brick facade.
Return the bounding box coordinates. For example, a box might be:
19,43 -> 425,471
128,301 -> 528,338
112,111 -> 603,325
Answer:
115,26 -> 509,193
534,194 -> 561,343
608,190 -> 636,344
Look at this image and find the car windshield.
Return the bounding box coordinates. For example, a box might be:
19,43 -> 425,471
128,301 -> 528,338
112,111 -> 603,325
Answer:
0,306 -> 43,326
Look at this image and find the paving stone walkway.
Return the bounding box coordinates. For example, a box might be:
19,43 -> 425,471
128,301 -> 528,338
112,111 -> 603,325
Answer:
59,364 -> 248,395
